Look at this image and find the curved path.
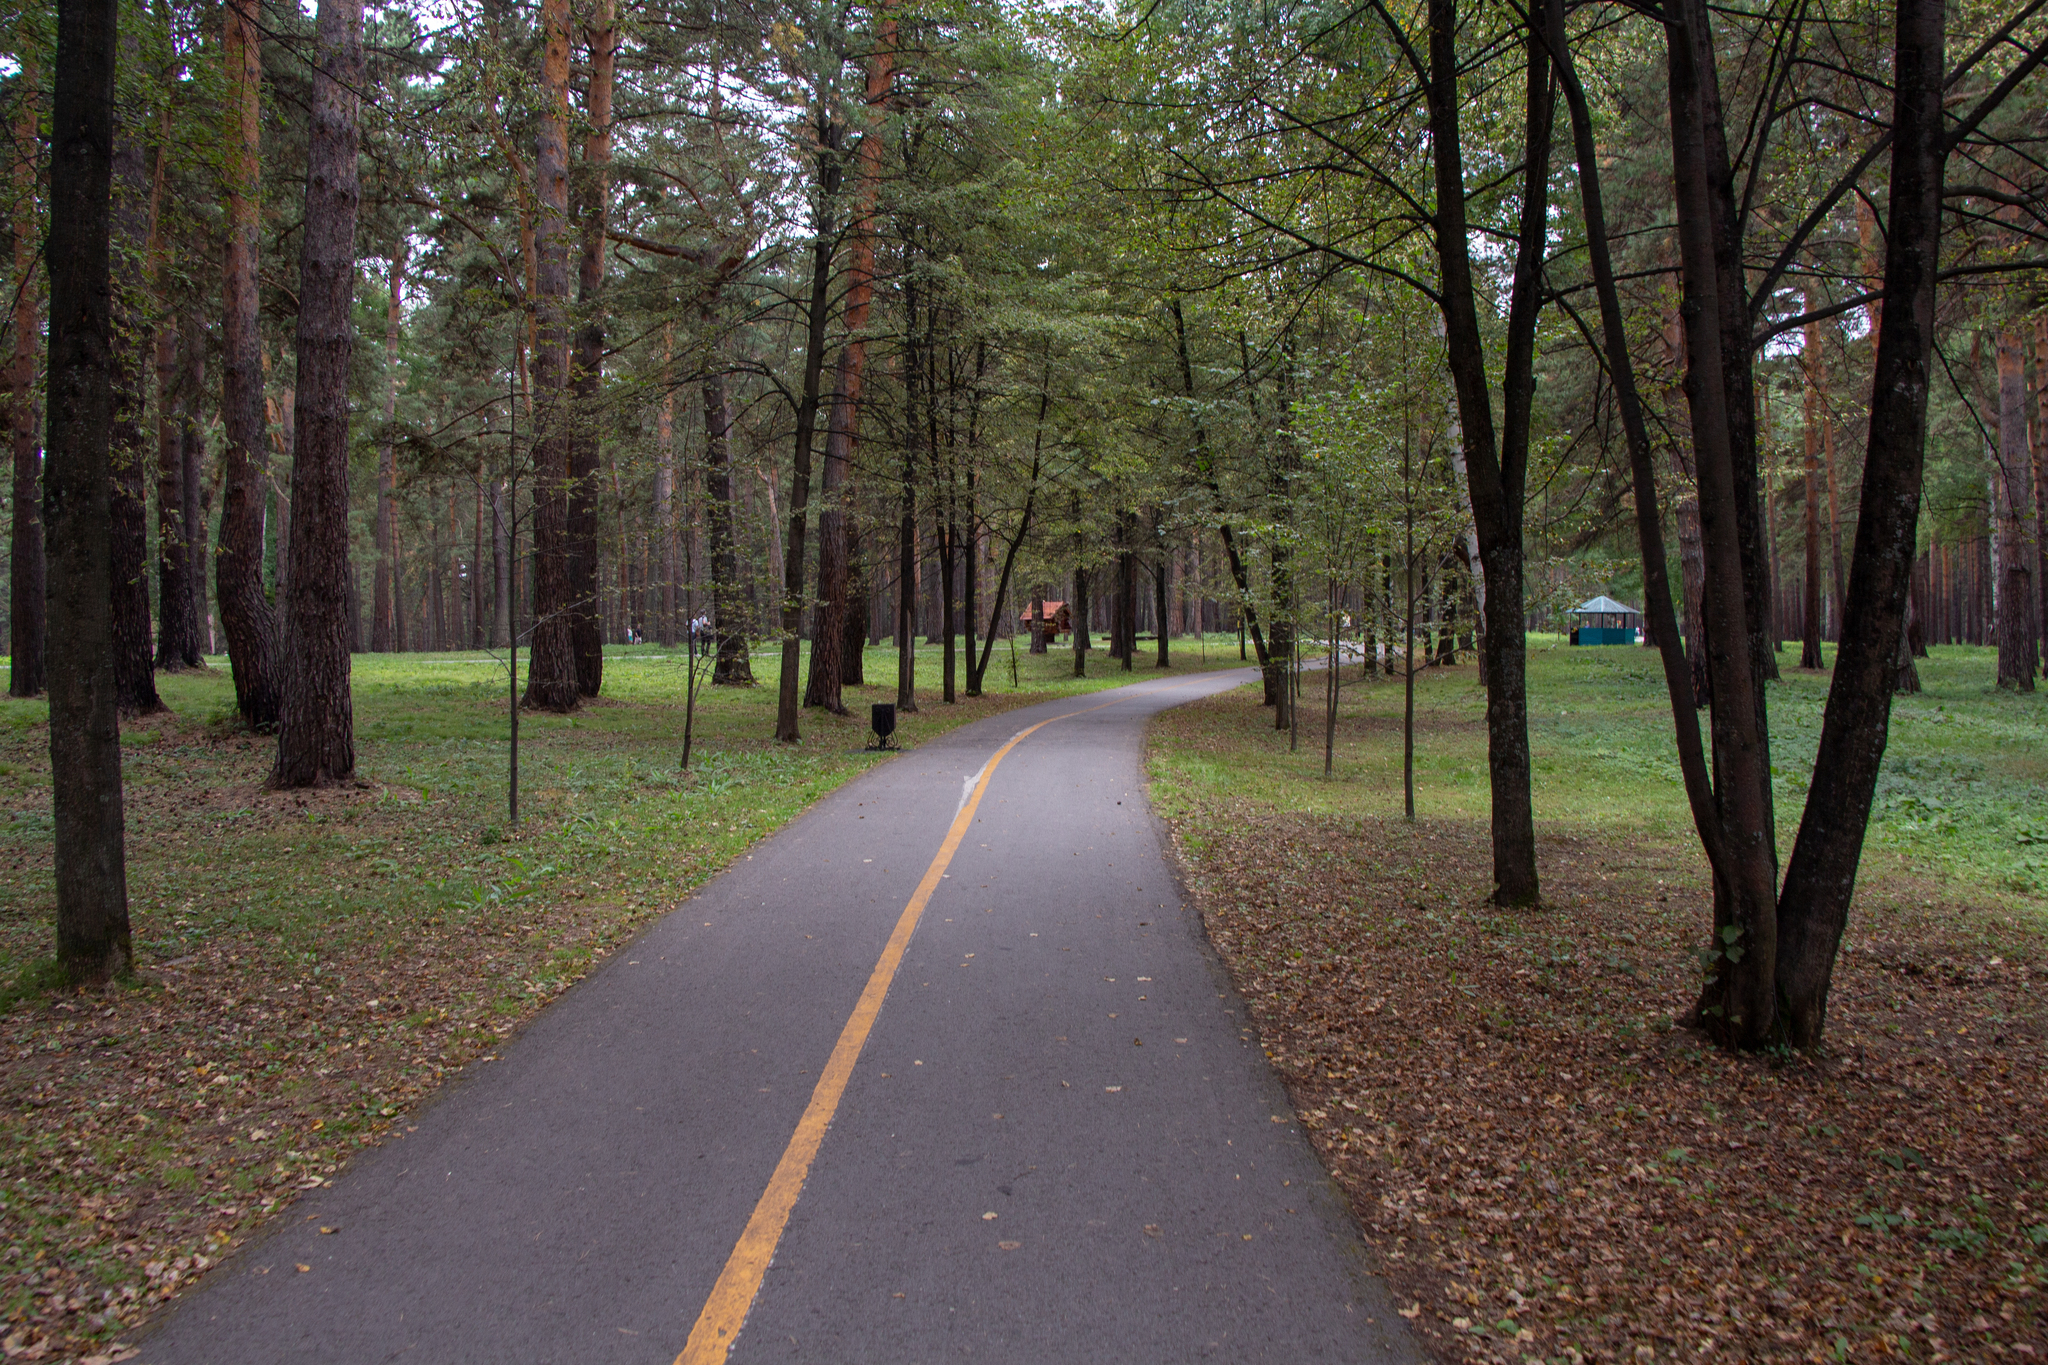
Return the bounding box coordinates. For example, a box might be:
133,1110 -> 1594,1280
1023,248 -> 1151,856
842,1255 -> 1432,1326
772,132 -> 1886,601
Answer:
140,669 -> 1420,1365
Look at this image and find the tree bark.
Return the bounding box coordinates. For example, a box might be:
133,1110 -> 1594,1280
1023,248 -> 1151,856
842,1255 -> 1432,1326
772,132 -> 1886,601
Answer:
702,370 -> 752,685
1800,313 -> 1826,670
806,348 -> 854,712
1667,0 -> 1781,1046
522,0 -> 577,710
655,323 -> 675,646
806,27 -> 892,713
153,306 -> 199,668
107,58 -> 159,715
1994,329 -> 2036,689
372,247 -> 402,652
566,0 -> 614,698
1772,0 -> 1947,1048
273,0 -> 363,787
896,255 -> 920,712
9,66 -> 45,699
2036,317 -> 2048,666
217,0 -> 280,727
45,0 -> 131,983
775,116 -> 841,743
1424,0 -> 1542,906
1172,300 -> 1271,680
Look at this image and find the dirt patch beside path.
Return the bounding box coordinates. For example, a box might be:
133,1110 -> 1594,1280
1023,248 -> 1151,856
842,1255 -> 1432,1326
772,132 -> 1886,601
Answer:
1165,802 -> 2046,1363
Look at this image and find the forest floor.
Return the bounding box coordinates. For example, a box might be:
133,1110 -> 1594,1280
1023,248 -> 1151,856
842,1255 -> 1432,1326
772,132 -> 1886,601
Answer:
0,634 -> 1239,1364
1150,641 -> 2047,1365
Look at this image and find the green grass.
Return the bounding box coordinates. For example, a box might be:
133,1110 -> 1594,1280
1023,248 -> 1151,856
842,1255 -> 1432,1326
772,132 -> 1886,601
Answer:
1153,636 -> 2048,909
0,634 -> 1246,984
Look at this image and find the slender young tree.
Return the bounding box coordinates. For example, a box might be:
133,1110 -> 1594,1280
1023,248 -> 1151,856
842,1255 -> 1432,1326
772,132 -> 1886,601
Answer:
1421,0 -> 1547,906
45,0 -> 131,983
216,0 -> 279,726
274,0 -> 364,787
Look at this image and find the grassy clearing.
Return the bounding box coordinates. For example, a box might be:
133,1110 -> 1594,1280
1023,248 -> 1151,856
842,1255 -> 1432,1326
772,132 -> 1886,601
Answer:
1149,642 -> 2046,1365
0,634 -> 1240,1361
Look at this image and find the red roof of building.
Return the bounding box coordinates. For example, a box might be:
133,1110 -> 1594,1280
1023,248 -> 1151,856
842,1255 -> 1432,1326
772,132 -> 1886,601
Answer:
1021,600 -> 1067,622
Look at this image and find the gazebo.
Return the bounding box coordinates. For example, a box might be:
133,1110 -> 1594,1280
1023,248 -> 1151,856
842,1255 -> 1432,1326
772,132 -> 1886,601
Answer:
1567,595 -> 1642,646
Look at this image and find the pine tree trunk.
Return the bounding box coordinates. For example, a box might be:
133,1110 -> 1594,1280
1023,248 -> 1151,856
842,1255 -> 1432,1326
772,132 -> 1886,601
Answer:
217,0 -> 280,727
806,348 -> 853,712
8,66 -> 45,699
153,312 -> 199,668
566,0 -> 614,698
372,247 -> 402,652
2036,317 -> 2048,665
108,81 -> 160,716
654,324 -> 676,646
702,370 -> 752,685
1994,329 -> 2036,689
274,0 -> 363,786
776,118 -> 842,743
522,0 -> 578,711
45,0 -> 132,982
1800,314 -> 1825,670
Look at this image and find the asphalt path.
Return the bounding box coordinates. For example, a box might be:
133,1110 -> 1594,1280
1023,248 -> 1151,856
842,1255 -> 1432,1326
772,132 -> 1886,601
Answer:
139,667 -> 1422,1365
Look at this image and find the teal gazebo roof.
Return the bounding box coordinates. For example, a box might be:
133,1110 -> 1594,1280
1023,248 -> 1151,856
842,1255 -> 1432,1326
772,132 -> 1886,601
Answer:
1568,595 -> 1640,616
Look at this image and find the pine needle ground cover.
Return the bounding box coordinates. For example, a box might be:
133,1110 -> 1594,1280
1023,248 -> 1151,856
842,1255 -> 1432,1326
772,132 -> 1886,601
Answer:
1149,643 -> 2045,1365
0,639 -> 1239,1362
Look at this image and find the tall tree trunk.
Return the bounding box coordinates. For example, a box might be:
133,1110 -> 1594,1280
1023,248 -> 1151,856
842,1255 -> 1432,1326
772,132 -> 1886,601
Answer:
1173,300 -> 1271,679
1994,329 -> 2036,689
491,475 -> 511,649
1773,0 -> 1947,1048
975,363 -> 1048,685
567,0 -> 614,698
1666,0 -> 1781,1046
702,370 -> 751,684
153,306 -> 198,668
108,55 -> 159,716
182,310 -> 208,657
896,263 -> 920,712
273,0 -> 363,786
1071,560 -> 1090,677
1424,0 -> 1543,906
806,27 -> 893,713
372,246 -> 402,652
217,0 -> 280,727
841,517 -> 866,684
45,0 -> 131,983
655,322 -> 676,646
522,0 -> 577,711
1154,522 -> 1170,667
9,64 -> 46,699
2036,317 -> 2048,665
775,116 -> 841,743
806,349 -> 855,711
471,460 -> 484,647
1800,313 -> 1826,670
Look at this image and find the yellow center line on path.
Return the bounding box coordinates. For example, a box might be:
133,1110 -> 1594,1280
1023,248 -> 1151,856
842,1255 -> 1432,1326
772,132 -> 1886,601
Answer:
676,677 -> 1212,1365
